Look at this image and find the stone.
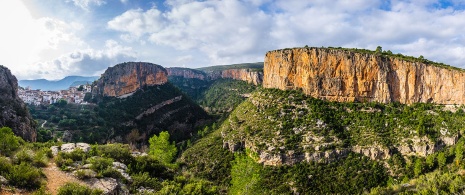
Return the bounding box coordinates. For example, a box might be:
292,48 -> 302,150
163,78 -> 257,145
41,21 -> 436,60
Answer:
263,47 -> 465,105
73,169 -> 97,178
87,177 -> 119,195
76,143 -> 91,153
50,146 -> 59,156
112,162 -> 127,170
61,143 -> 76,153
166,65 -> 264,85
0,175 -> 7,184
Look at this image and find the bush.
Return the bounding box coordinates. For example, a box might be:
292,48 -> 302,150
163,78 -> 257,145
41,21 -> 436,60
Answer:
88,157 -> 113,177
33,149 -> 49,167
13,149 -> 34,165
0,127 -> 23,156
129,155 -> 172,179
130,172 -> 162,193
91,144 -> 133,164
0,157 -> 12,175
57,182 -> 102,195
7,162 -> 43,189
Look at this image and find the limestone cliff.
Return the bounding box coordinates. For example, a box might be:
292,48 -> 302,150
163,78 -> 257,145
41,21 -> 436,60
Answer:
167,64 -> 263,85
0,65 -> 36,141
95,62 -> 168,97
264,47 -> 465,104
166,67 -> 207,80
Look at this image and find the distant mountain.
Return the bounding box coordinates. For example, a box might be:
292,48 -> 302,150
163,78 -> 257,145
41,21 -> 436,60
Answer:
19,76 -> 99,91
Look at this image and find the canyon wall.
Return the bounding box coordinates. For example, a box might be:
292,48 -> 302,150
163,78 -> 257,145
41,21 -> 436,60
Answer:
0,65 -> 36,141
95,62 -> 168,97
264,47 -> 465,104
167,67 -> 263,85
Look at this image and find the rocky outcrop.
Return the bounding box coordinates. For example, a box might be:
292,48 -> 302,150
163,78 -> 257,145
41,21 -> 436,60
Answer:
166,67 -> 207,80
167,67 -> 263,85
94,62 -> 168,97
264,47 -> 465,104
0,65 -> 36,141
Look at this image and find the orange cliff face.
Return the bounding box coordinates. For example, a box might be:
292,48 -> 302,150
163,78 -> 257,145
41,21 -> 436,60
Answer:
95,62 -> 168,97
263,47 -> 465,104
218,69 -> 263,85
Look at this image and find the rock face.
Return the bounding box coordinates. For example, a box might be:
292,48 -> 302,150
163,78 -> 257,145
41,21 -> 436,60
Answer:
264,47 -> 465,104
167,67 -> 263,85
166,67 -> 207,80
208,69 -> 263,85
95,62 -> 168,97
0,65 -> 36,141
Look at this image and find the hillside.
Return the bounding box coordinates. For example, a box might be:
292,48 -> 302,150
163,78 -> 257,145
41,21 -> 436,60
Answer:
30,62 -> 211,143
19,76 -> 99,91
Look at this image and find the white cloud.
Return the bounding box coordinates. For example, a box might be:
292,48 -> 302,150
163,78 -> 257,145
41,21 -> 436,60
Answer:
67,0 -> 106,10
18,40 -> 136,80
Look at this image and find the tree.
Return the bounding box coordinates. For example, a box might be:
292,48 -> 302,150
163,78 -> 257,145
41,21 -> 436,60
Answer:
148,131 -> 177,164
77,85 -> 84,91
414,158 -> 424,177
376,46 -> 383,53
438,152 -> 446,169
426,153 -> 436,170
455,141 -> 464,166
84,93 -> 92,102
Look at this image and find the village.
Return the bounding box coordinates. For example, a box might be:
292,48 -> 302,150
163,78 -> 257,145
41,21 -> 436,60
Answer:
18,84 -> 93,106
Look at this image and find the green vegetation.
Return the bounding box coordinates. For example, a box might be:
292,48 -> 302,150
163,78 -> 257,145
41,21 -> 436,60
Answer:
148,131 -> 177,165
29,83 -> 210,143
57,182 -> 102,195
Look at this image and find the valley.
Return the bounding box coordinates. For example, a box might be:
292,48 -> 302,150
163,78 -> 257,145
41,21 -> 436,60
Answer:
2,47 -> 465,194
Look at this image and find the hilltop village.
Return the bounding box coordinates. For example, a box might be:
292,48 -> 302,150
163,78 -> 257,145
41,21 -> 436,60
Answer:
18,84 -> 92,106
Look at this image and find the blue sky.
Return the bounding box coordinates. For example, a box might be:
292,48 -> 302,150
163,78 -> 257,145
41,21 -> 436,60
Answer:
1,0 -> 465,80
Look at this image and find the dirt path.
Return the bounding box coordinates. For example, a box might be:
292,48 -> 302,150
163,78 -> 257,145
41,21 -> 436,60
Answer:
41,120 -> 47,128
42,162 -> 88,195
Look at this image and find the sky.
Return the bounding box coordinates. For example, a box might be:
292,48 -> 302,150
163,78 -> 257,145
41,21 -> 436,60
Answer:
1,0 -> 465,80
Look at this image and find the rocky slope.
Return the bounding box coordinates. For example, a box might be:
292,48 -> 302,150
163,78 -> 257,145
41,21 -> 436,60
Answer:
166,67 -> 207,80
94,62 -> 167,97
264,47 -> 465,104
221,88 -> 464,166
0,65 -> 36,141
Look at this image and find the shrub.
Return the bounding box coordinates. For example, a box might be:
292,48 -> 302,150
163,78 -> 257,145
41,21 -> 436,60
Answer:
129,155 -> 172,179
0,157 -> 12,175
88,157 -> 113,177
91,144 -> 133,164
57,182 -> 102,195
7,162 -> 43,189
33,149 -> 49,167
0,127 -> 23,156
13,149 -> 34,165
130,172 -> 162,192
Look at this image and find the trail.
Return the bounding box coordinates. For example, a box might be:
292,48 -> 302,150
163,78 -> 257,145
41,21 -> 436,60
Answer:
41,120 -> 47,128
42,162 -> 89,195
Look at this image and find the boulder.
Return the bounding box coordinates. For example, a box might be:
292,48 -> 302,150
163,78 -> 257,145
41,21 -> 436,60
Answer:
61,143 -> 76,153
112,162 -> 127,170
87,177 -> 119,195
50,146 -> 60,156
76,143 -> 91,152
0,175 -> 7,184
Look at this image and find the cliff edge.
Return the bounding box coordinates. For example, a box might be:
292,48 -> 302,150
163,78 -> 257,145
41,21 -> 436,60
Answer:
94,62 -> 168,97
0,65 -> 36,141
264,47 -> 465,104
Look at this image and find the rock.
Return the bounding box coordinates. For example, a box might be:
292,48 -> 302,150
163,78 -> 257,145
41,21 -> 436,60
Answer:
62,130 -> 73,142
112,162 -> 127,170
116,169 -> 132,182
76,143 -> 91,152
82,164 -> 92,169
61,143 -> 76,153
166,67 -> 208,80
263,47 -> 465,105
0,65 -> 36,141
50,146 -> 59,156
87,177 -> 119,195
352,145 -> 391,160
94,62 -> 168,97
0,175 -> 7,184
